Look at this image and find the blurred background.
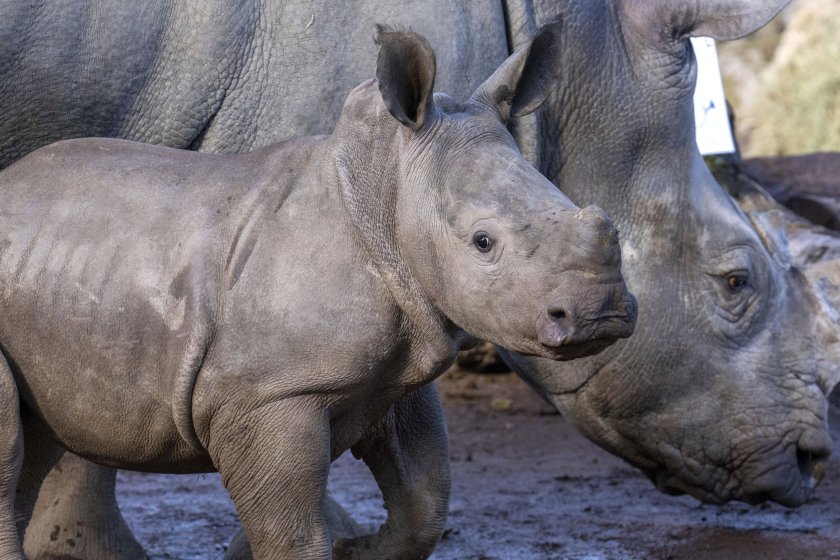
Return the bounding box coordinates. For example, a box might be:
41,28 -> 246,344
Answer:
718,0 -> 840,156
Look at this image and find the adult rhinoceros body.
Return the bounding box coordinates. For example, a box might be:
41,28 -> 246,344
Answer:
0,1 -> 510,165
0,25 -> 637,560
2,0 -> 837,558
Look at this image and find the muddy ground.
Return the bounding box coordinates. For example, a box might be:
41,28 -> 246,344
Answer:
117,369 -> 840,559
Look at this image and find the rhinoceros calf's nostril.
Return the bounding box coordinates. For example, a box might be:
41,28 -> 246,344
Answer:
548,308 -> 566,321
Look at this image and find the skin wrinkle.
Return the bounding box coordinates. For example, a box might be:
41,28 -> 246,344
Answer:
114,4 -> 177,143
11,226 -> 41,290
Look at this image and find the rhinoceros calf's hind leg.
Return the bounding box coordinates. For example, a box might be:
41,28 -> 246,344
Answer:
0,356 -> 24,559
333,384 -> 450,560
23,454 -> 147,560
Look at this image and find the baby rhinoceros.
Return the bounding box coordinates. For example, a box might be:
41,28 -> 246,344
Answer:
0,23 -> 635,560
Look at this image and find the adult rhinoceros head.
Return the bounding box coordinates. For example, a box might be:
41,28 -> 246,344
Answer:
503,0 -> 838,506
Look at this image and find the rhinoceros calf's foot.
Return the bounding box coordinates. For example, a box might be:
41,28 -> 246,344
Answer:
331,524 -> 441,560
331,535 -> 384,560
225,494 -> 364,560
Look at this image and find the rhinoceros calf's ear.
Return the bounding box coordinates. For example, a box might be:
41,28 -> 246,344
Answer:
375,26 -> 436,131
469,18 -> 563,121
623,0 -> 791,42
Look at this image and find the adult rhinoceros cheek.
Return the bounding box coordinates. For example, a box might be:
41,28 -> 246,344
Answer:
651,421 -> 831,507
645,452 -> 738,504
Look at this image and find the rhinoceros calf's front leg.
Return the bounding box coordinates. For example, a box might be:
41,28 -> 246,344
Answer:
225,385 -> 449,560
332,384 -> 450,560
210,399 -> 332,560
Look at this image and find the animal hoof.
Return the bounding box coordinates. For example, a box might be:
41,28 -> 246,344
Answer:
332,536 -> 375,560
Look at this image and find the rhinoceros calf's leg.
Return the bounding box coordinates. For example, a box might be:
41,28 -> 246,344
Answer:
225,493 -> 363,560
333,384 -> 451,560
23,453 -> 146,560
224,385 -> 450,560
0,356 -> 24,559
210,399 -> 331,560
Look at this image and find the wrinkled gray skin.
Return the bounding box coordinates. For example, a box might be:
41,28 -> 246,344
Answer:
0,26 -> 636,560
1,0 -> 835,558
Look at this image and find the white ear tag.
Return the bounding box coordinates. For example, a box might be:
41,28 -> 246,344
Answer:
691,37 -> 736,156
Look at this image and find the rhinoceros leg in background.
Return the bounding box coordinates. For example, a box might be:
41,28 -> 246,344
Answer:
24,455 -> 146,560
0,370 -> 65,558
0,357 -> 23,550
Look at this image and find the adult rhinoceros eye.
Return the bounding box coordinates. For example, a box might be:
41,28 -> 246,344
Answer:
473,232 -> 493,253
725,272 -> 749,292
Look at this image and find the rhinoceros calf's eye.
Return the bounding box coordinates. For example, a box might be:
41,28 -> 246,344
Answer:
473,232 -> 492,253
725,272 -> 749,292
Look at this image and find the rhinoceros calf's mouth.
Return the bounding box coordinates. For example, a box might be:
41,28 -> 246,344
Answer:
532,309 -> 636,360
547,338 -> 617,360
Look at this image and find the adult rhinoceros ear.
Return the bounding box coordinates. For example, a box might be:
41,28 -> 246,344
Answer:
469,18 -> 563,121
623,0 -> 791,42
747,209 -> 792,270
375,26 -> 436,131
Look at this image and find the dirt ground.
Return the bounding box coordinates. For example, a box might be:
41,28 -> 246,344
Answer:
116,369 -> 840,560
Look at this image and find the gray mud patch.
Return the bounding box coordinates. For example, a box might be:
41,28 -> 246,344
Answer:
117,370 -> 840,559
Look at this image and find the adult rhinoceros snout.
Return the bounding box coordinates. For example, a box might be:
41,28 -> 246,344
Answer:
726,429 -> 831,508
741,457 -> 824,508
795,428 -> 832,489
797,446 -> 830,490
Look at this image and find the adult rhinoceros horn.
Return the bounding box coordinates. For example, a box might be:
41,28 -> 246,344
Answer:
469,18 -> 563,121
622,0 -> 791,42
